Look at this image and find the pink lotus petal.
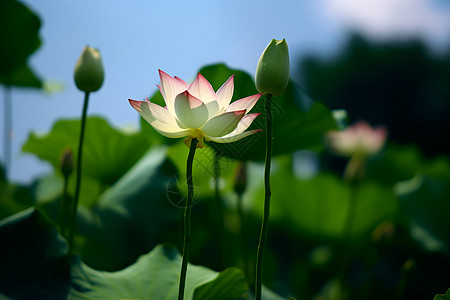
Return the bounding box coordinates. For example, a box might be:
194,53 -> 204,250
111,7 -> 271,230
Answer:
327,120 -> 388,156
216,75 -> 234,110
207,129 -> 262,143
129,99 -> 142,111
128,98 -> 190,138
159,69 -> 189,114
174,76 -> 189,89
235,113 -> 261,133
188,73 -> 217,103
129,70 -> 264,146
226,94 -> 262,113
201,110 -> 245,138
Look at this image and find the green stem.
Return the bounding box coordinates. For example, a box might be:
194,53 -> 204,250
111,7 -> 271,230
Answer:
59,175 -> 70,238
395,259 -> 414,300
338,180 -> 359,300
68,91 -> 90,254
342,181 -> 359,241
255,93 -> 273,300
3,84 -> 12,179
178,137 -> 198,300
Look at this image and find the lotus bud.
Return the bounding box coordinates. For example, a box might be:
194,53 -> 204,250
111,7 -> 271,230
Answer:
60,148 -> 74,178
255,39 -> 290,97
234,162 -> 248,196
74,46 -> 104,92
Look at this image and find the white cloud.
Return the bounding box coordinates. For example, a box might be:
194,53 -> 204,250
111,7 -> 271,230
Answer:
319,0 -> 450,49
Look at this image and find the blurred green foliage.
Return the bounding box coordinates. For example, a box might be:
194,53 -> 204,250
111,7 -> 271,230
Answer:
0,0 -> 42,87
435,289 -> 450,300
0,209 -> 256,300
300,34 -> 450,158
0,55 -> 449,300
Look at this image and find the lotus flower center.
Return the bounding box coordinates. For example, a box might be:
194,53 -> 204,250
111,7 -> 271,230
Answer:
184,129 -> 205,148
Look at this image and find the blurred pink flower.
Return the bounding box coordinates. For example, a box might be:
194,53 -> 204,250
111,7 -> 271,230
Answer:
327,121 -> 387,156
129,70 -> 262,148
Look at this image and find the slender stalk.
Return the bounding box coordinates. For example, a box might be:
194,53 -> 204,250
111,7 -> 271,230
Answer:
68,91 -> 90,254
395,259 -> 414,300
338,169 -> 361,300
255,93 -> 273,300
3,84 -> 12,179
342,181 -> 359,242
59,175 -> 70,238
178,137 -> 199,300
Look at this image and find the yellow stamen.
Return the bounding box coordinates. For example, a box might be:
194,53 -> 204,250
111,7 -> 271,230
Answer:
184,129 -> 205,148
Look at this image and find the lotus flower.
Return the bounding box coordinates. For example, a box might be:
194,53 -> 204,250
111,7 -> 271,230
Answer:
327,121 -> 387,156
129,70 -> 262,148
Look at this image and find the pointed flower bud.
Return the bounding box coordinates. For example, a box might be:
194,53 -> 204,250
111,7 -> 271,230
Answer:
234,162 -> 248,196
74,46 -> 104,92
60,148 -> 74,178
255,39 -> 290,97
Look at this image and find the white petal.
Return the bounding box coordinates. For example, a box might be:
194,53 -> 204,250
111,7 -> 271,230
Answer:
207,129 -> 262,143
205,101 -> 220,118
129,99 -> 190,138
188,73 -> 217,103
174,91 -> 209,129
201,110 -> 245,138
159,70 -> 188,115
235,113 -> 261,133
226,94 -> 262,113
216,75 -> 234,110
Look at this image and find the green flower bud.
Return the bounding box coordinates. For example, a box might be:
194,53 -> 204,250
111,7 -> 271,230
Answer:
233,162 -> 247,196
60,148 -> 73,178
74,46 -> 104,92
255,39 -> 290,97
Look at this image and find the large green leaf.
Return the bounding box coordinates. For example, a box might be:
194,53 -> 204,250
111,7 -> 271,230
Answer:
367,143 -> 450,186
33,172 -> 102,208
0,163 -> 34,221
67,146 -> 182,271
193,268 -> 249,300
140,63 -> 337,161
0,209 -> 70,299
245,156 -> 399,242
435,289 -> 450,300
396,175 -> 450,247
69,245 -> 248,300
23,116 -> 152,187
366,143 -> 450,248
28,145 -> 180,271
0,0 -> 42,87
0,63 -> 42,88
0,208 -> 256,300
0,175 -> 34,221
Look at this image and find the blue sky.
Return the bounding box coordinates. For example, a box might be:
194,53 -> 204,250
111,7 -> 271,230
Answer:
3,0 -> 450,183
